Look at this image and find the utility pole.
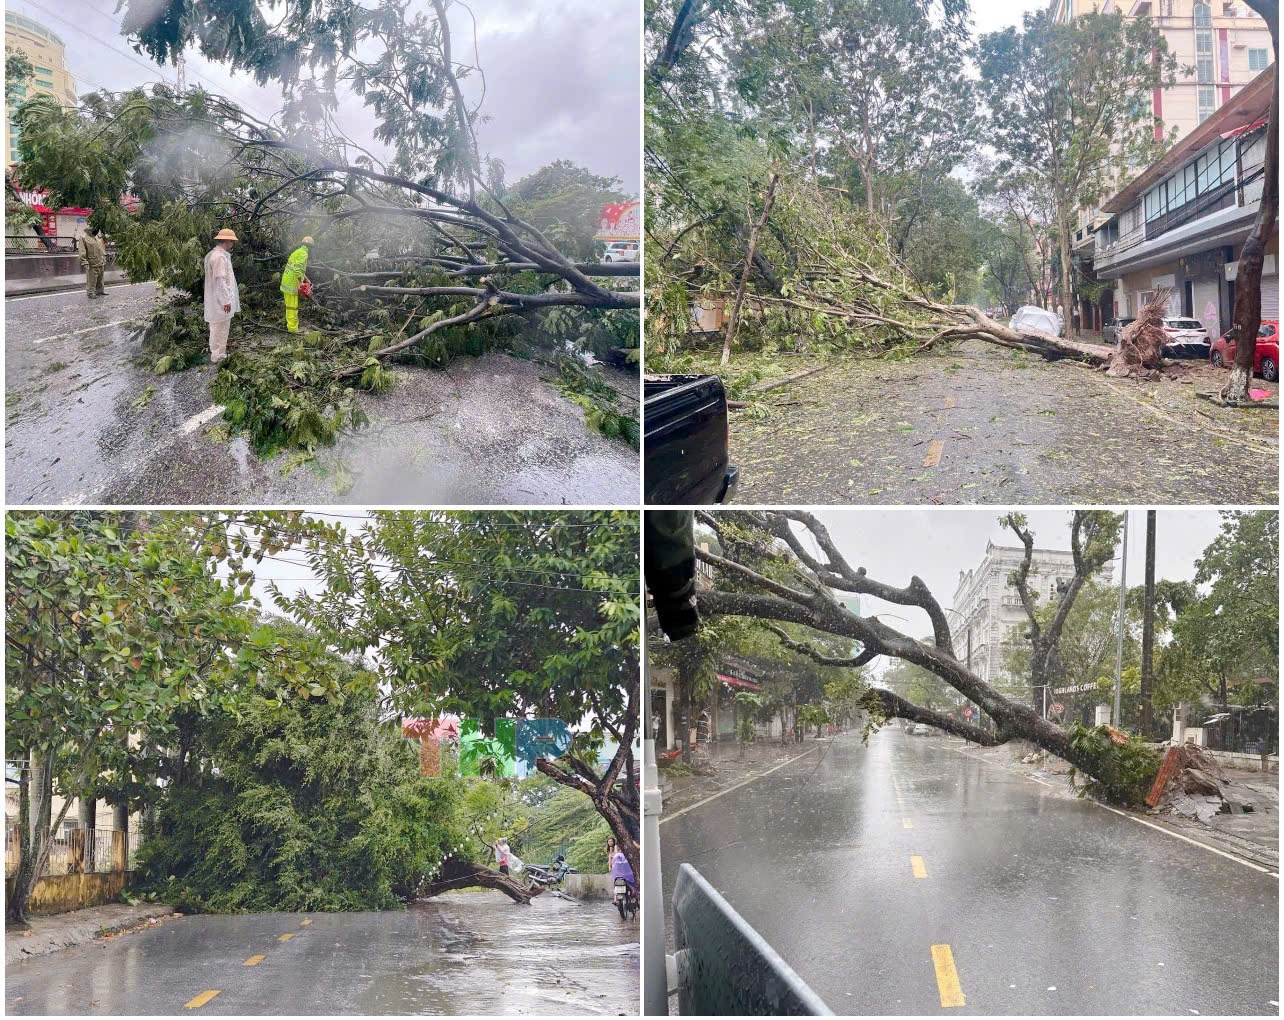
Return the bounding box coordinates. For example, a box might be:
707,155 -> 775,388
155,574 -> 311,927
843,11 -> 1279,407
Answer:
176,52 -> 187,93
1112,511 -> 1129,727
1140,510 -> 1156,736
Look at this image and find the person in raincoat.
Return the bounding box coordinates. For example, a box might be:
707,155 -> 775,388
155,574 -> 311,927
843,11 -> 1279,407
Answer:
77,228 -> 108,300
281,235 -> 312,332
609,848 -> 636,892
494,837 -> 523,876
204,228 -> 241,365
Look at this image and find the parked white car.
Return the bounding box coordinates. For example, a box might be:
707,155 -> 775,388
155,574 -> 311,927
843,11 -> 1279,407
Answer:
1009,305 -> 1063,337
601,240 -> 639,263
911,723 -> 930,736
1160,316 -> 1213,359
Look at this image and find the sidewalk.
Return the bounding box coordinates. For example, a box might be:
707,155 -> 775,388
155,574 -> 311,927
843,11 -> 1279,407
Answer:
5,269 -> 131,299
658,735 -> 828,817
5,901 -> 179,967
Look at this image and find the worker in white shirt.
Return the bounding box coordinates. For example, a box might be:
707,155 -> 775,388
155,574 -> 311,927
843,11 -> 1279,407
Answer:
204,228 -> 241,365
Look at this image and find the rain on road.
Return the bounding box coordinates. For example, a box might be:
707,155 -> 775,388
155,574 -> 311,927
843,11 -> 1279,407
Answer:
5,284 -> 638,505
7,891 -> 638,1015
658,727 -> 1279,1015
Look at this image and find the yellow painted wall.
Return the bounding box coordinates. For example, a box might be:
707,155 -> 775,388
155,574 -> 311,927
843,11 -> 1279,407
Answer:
5,870 -> 133,915
5,12 -> 80,167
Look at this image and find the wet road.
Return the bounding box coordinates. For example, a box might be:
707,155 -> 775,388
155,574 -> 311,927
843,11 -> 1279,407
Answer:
6,891 -> 638,1015
659,728 -> 1279,1015
730,344 -> 1278,505
5,285 -> 638,504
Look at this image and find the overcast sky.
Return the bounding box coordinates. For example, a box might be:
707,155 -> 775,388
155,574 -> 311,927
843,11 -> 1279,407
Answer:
781,506 -> 1231,648
10,0 -> 640,193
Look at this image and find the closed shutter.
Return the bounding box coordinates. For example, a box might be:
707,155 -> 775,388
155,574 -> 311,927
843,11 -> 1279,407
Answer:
1262,274 -> 1279,320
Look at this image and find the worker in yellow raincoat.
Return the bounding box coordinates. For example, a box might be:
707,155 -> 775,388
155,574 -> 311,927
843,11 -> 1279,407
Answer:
280,236 -> 312,332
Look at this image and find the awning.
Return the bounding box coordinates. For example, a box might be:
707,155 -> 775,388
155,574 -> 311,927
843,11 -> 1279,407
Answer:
1222,117 -> 1268,141
717,673 -> 761,691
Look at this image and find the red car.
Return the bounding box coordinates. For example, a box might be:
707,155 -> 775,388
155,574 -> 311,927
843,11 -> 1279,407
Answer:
1210,319 -> 1279,382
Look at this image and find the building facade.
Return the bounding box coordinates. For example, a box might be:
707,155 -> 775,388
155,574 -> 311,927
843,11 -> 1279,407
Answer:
1050,0 -> 1274,329
1093,66 -> 1277,332
5,12 -> 80,167
951,540 -> 1115,702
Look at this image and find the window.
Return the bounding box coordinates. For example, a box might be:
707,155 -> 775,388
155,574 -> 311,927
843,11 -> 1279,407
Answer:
1194,1 -> 1212,26
1249,48 -> 1270,71
1197,85 -> 1216,123
33,66 -> 51,75
1196,30 -> 1214,83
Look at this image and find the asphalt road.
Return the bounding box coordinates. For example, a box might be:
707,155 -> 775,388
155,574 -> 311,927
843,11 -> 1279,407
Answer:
658,728 -> 1279,1015
729,344 -> 1279,505
5,285 -> 638,504
6,891 -> 638,1015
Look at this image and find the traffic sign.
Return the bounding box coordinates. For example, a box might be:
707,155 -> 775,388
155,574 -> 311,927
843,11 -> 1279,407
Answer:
1051,701 -> 1065,715
962,706 -> 974,720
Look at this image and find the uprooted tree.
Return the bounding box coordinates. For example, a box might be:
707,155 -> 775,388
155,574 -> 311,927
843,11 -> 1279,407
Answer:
11,0 -> 639,454
270,510 -> 643,881
689,509 -> 1164,806
645,0 -> 1185,377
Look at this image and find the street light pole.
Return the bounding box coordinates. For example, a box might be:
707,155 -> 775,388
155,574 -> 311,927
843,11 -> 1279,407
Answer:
1112,510 -> 1130,727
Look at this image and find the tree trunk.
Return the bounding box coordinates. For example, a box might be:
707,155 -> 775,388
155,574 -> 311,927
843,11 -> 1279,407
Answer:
1223,0 -> 1278,402
78,798 -> 97,872
722,172 -> 780,366
419,855 -> 538,904
1057,203 -> 1073,323
1140,511 -> 1156,735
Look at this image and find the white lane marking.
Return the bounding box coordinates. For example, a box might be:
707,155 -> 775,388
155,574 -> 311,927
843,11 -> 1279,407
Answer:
941,742 -> 1278,878
180,405 -> 225,434
658,746 -> 819,826
6,281 -> 152,303
1095,802 -> 1278,877
32,319 -> 136,344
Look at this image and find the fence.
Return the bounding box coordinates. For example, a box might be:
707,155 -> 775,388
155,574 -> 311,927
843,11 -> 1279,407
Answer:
5,234 -> 81,255
5,825 -> 142,878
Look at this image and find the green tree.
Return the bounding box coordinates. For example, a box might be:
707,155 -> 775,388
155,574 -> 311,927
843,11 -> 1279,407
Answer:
3,510 -> 346,922
977,9 -> 1176,313
1164,511 -> 1279,709
271,511 -> 642,878
137,666 -> 469,913
504,160 -> 630,261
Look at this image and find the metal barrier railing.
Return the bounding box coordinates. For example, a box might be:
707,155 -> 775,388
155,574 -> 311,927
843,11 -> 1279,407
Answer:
4,824 -> 142,877
5,234 -> 82,254
671,862 -> 833,1015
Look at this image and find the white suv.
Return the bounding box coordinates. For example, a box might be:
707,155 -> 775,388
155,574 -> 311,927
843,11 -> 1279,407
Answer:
601,240 -> 639,263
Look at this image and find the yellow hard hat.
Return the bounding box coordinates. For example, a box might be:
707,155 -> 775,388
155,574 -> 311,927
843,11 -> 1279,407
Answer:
301,235 -> 314,244
214,228 -> 238,241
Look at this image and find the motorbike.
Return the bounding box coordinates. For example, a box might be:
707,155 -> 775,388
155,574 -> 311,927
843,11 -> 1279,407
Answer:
609,848 -> 638,920
523,854 -> 577,893
613,876 -> 638,920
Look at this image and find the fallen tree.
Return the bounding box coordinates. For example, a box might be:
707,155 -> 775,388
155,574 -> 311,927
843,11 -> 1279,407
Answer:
420,857 -> 540,905
12,2 -> 640,454
690,509 -> 1163,805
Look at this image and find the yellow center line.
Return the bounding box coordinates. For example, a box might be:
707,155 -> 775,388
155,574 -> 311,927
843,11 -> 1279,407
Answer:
300,918 -> 312,926
910,855 -> 927,879
931,945 -> 965,1008
184,990 -> 221,1009
278,932 -> 295,942
243,955 -> 265,967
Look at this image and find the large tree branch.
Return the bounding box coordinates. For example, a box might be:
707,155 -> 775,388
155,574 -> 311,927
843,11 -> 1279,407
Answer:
862,688 -> 1001,745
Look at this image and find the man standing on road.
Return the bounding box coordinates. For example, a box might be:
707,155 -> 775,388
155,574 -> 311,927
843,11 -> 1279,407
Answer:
204,228 -> 241,365
77,228 -> 107,300
281,235 -> 312,332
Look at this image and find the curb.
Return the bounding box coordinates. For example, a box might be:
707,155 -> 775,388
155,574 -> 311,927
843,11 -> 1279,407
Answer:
5,276 -> 135,299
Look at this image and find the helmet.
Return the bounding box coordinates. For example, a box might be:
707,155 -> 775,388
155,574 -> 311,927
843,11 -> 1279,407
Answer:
301,235 -> 314,244
214,228 -> 238,241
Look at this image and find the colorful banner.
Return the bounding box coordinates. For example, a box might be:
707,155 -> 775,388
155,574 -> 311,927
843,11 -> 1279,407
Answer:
596,200 -> 640,240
